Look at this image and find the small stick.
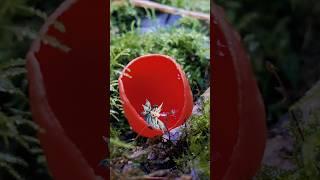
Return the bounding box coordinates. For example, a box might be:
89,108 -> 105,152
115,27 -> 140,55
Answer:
266,61 -> 288,104
266,62 -> 305,142
290,110 -> 305,142
130,0 -> 209,21
130,0 -> 210,21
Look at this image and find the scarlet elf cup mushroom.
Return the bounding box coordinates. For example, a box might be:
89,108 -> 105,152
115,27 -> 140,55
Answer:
118,54 -> 193,138
212,3 -> 267,180
26,0 -> 107,179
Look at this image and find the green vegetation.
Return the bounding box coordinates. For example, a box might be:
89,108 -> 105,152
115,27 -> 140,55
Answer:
175,100 -> 210,178
110,1 -> 210,131
216,1 -> 320,179
216,0 -> 320,124
256,86 -> 320,179
216,0 -> 320,180
110,0 -> 210,178
0,0 -> 63,179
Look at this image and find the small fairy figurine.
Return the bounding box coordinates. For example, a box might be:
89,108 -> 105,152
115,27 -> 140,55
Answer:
142,100 -> 167,132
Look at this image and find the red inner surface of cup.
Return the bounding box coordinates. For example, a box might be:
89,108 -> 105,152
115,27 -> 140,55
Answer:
119,55 -> 192,137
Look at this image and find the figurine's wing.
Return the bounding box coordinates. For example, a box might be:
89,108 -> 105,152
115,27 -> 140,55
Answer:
143,100 -> 152,112
142,105 -> 149,113
145,99 -> 151,108
157,103 -> 163,113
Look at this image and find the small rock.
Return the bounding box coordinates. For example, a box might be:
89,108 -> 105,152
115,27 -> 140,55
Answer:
262,135 -> 296,170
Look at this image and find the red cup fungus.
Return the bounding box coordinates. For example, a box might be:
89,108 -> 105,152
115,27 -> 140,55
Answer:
119,54 -> 194,138
26,0 -> 107,179
212,3 -> 267,180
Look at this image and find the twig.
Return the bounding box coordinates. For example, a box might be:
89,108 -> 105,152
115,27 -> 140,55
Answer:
266,61 -> 305,140
289,110 -> 305,142
266,61 -> 288,104
266,61 -> 307,143
130,0 -> 210,21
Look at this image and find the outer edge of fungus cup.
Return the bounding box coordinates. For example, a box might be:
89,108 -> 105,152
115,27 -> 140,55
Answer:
118,54 -> 194,138
212,3 -> 267,180
26,0 -> 107,179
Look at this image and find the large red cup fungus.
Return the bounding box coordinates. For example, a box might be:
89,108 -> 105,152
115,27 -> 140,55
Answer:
212,3 -> 267,180
26,0 -> 107,179
119,54 -> 193,138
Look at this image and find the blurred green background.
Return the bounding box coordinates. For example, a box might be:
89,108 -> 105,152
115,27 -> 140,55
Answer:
217,0 -> 320,125
216,0 -> 320,179
0,0 -> 62,179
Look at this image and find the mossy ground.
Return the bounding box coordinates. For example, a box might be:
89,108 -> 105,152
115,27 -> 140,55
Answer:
109,1 -> 210,179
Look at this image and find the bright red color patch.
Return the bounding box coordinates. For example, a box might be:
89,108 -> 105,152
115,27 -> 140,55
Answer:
212,4 -> 267,180
119,54 -> 193,138
27,0 -> 107,179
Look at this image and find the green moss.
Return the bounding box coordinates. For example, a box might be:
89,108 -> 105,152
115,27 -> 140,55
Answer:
188,100 -> 210,177
174,100 -> 210,178
256,83 -> 320,179
0,1 -> 63,179
110,6 -> 210,135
